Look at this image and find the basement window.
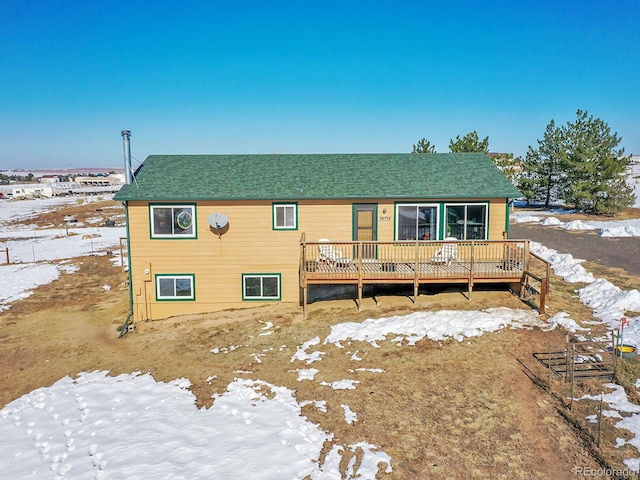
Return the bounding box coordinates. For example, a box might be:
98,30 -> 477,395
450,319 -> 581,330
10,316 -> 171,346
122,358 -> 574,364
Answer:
150,204 -> 197,238
242,274 -> 281,301
156,274 -> 195,301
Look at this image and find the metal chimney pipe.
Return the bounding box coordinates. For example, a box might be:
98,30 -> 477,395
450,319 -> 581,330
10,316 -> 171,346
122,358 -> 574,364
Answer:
121,130 -> 132,184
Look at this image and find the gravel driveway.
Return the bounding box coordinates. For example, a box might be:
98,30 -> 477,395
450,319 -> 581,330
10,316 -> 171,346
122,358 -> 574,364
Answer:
510,223 -> 640,276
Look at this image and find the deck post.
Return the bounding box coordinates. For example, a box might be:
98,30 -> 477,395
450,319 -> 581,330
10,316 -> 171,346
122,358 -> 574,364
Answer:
300,235 -> 307,318
303,286 -> 308,318
468,241 -> 475,300
414,241 -> 419,303
302,239 -> 533,310
539,275 -> 547,314
357,242 -> 363,311
545,260 -> 551,294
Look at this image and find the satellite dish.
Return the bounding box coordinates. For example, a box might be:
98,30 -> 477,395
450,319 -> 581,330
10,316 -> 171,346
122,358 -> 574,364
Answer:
208,213 -> 229,239
208,213 -> 228,229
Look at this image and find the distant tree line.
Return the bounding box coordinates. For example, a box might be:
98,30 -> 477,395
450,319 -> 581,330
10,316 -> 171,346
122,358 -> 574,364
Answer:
0,172 -> 35,183
0,171 -> 120,184
411,109 -> 635,215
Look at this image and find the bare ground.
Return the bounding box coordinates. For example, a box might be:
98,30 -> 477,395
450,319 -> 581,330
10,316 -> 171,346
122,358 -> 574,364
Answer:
511,223 -> 640,277
2,200 -> 640,478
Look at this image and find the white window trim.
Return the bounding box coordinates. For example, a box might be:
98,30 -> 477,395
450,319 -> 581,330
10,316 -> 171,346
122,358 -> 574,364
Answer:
395,203 -> 440,241
150,204 -> 197,238
273,203 -> 297,230
444,203 -> 489,240
156,275 -> 195,300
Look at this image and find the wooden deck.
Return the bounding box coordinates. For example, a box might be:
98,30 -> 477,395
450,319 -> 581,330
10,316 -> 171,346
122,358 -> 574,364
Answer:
299,237 -> 547,316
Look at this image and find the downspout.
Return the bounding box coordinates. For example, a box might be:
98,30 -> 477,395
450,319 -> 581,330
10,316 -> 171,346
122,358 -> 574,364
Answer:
504,199 -> 511,239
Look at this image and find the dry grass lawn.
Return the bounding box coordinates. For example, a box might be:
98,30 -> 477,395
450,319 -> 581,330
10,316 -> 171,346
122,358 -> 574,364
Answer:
2,199 -> 640,478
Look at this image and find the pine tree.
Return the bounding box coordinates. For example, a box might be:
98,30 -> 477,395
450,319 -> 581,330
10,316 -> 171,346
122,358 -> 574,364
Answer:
411,138 -> 436,153
490,153 -> 520,186
518,120 -> 565,208
562,110 -> 634,214
449,131 -> 489,153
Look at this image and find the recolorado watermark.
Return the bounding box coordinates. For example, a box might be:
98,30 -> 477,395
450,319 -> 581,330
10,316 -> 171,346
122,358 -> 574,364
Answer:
574,466 -> 638,478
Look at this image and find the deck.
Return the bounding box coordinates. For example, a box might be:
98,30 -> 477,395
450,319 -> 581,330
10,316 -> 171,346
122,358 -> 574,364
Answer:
299,237 -> 547,316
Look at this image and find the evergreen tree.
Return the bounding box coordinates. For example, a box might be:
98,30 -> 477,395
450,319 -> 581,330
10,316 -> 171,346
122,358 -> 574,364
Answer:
490,153 -> 520,186
449,131 -> 489,153
562,110 -> 634,214
411,138 -> 436,153
518,120 -> 565,208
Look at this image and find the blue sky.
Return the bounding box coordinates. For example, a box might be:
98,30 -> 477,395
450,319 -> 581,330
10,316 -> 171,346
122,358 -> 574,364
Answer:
1,0 -> 638,169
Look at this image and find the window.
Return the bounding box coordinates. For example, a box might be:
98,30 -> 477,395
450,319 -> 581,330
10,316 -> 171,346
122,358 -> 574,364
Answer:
396,204 -> 439,240
242,274 -> 281,300
445,204 -> 488,240
156,274 -> 195,301
150,205 -> 196,238
273,203 -> 297,230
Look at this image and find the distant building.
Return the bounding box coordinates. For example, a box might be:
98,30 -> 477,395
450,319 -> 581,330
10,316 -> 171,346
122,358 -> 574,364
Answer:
39,175 -> 61,183
11,186 -> 53,199
74,173 -> 125,187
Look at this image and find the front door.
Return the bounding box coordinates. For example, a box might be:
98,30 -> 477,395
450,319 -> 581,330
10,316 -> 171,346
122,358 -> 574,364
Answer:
353,204 -> 377,259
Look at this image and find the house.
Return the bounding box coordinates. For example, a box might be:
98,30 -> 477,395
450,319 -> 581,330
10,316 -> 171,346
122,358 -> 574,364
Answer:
39,175 -> 61,183
11,185 -> 53,199
74,173 -> 125,187
114,153 -> 527,322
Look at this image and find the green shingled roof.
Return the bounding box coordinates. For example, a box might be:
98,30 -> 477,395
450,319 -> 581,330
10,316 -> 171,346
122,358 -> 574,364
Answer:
114,153 -> 521,201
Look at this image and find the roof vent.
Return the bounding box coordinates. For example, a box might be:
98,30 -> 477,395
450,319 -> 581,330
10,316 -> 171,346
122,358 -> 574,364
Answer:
121,130 -> 132,184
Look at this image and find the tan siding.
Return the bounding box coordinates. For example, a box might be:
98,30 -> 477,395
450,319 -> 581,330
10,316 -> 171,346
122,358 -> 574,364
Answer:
488,198 -> 508,240
299,201 -> 354,240
128,200 -> 306,321
377,202 -> 395,240
126,198 -> 511,320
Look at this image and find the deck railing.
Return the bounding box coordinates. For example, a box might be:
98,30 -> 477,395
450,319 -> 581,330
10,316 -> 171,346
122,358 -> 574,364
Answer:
300,237 -> 529,284
299,235 -> 542,316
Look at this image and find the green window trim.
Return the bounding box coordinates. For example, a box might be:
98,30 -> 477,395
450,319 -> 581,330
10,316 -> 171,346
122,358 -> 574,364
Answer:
242,273 -> 282,301
149,203 -> 198,239
504,200 -> 511,238
351,203 -> 378,241
155,274 -> 196,301
272,202 -> 298,230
